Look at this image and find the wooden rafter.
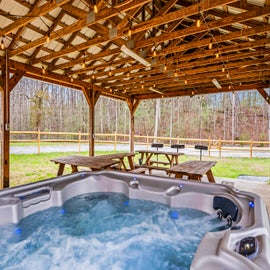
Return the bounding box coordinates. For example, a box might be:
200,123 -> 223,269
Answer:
0,0 -> 268,101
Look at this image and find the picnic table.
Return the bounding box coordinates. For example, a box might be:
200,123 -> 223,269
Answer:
167,160 -> 217,183
50,153 -> 135,176
136,149 -> 184,173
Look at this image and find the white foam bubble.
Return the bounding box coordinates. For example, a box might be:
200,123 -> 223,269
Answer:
0,193 -> 226,270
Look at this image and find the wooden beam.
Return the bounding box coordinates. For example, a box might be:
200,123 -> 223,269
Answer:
136,83 -> 269,100
131,0 -> 237,34
257,87 -> 270,104
10,0 -> 152,58
0,57 -> 88,90
0,0 -> 70,36
136,6 -> 270,48
9,70 -> 25,91
8,0 -> 43,50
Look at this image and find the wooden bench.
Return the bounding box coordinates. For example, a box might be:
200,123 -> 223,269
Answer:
149,160 -> 170,166
167,160 -> 217,183
139,165 -> 169,174
129,167 -> 148,174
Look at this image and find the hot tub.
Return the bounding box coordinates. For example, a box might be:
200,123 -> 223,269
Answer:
0,171 -> 269,269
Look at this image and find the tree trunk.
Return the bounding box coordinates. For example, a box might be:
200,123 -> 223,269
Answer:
153,99 -> 160,141
232,92 -> 235,140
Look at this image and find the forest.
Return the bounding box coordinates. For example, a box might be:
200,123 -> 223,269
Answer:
9,78 -> 270,142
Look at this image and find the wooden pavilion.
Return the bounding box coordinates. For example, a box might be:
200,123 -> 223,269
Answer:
1,0 -> 270,188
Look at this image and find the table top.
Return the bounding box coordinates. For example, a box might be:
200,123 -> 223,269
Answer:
51,153 -> 135,170
50,155 -> 119,170
167,160 -> 217,175
97,153 -> 136,159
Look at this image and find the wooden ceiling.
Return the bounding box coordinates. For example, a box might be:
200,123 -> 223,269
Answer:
1,0 -> 270,103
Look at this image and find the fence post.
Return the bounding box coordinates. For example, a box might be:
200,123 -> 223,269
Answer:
114,132 -> 117,151
218,138 -> 221,158
250,140 -> 253,158
37,129 -> 41,154
208,137 -> 211,157
78,131 -> 81,153
146,134 -> 149,150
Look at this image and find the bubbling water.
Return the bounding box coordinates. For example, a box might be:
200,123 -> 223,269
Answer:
0,193 -> 226,270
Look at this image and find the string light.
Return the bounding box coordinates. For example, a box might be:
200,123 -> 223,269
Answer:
196,6 -> 201,27
42,65 -> 46,75
196,18 -> 201,28
82,54 -> 86,68
184,79 -> 187,84
1,37 -> 4,50
215,51 -> 219,59
208,39 -> 212,50
46,34 -> 50,43
174,70 -> 178,77
93,1 -> 98,13
164,63 -> 167,71
82,60 -> 86,68
128,28 -> 132,38
222,66 -> 225,72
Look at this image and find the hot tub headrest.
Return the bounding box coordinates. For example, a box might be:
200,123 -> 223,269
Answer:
213,196 -> 238,221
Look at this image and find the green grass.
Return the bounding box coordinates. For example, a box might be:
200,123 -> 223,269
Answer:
10,151 -> 270,187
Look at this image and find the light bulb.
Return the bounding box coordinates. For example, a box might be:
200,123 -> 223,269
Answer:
1,38 -> 4,50
94,4 -> 98,13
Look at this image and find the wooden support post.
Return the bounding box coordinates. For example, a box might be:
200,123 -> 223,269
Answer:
1,51 -> 10,188
89,93 -> 95,156
82,86 -> 100,157
130,110 -> 135,153
127,98 -> 140,154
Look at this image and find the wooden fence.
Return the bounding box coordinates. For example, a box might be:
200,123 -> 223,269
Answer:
10,130 -> 270,158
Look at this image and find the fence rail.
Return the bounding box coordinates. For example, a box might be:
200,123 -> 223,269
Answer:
10,130 -> 270,158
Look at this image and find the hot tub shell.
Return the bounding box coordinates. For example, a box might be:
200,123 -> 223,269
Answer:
0,171 -> 269,270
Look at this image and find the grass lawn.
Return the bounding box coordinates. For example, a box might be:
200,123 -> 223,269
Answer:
10,151 -> 270,187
